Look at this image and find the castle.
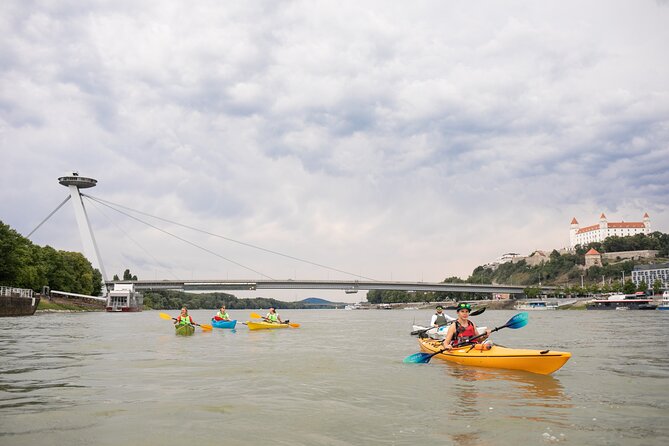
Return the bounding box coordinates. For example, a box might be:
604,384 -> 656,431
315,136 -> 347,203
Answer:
569,213 -> 650,248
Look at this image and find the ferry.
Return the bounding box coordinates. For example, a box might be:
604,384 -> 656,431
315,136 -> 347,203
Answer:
658,291 -> 669,310
106,283 -> 143,312
515,300 -> 558,310
586,293 -> 657,310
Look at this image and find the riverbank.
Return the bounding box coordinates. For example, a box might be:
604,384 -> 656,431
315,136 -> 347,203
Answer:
37,296 -> 106,312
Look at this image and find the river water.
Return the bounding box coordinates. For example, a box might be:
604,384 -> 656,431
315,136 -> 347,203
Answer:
1,309 -> 667,445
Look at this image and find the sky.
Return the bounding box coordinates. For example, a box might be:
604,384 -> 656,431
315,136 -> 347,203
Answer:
1,0 -> 668,302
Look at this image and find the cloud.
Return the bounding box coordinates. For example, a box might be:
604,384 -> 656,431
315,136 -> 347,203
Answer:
1,0 -> 668,301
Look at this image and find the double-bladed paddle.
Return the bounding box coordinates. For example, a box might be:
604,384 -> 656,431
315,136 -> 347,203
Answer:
250,312 -> 300,328
159,312 -> 213,331
410,307 -> 486,336
403,312 -> 529,364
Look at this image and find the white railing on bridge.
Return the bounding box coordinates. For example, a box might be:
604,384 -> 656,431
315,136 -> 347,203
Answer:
0,286 -> 34,298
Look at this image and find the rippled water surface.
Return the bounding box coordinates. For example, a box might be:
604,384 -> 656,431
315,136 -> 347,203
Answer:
1,309 -> 668,445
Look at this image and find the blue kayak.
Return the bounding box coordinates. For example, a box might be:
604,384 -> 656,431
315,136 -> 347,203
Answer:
211,319 -> 237,329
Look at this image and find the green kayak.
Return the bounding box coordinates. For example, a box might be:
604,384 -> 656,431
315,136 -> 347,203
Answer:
175,324 -> 195,336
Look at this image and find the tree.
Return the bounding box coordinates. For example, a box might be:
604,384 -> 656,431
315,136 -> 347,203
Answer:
653,279 -> 663,296
637,280 -> 648,293
122,269 -> 138,281
523,286 -> 542,298
623,279 -> 636,294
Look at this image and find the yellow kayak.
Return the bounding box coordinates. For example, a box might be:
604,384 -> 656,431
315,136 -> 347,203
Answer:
246,321 -> 290,330
417,338 -> 571,375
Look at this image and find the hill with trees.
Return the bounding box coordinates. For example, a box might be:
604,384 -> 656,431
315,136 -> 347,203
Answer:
368,231 -> 669,304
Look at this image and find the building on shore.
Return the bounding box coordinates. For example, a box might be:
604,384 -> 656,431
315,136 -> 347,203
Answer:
569,213 -> 650,248
631,263 -> 669,289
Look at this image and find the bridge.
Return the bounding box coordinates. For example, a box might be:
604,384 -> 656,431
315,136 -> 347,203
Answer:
31,173 -> 552,304
108,279 -> 552,295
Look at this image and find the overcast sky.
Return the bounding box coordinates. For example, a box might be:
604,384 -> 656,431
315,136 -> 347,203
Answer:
2,1 -> 668,302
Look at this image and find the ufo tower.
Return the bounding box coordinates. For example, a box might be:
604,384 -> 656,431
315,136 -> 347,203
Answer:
58,173 -> 108,281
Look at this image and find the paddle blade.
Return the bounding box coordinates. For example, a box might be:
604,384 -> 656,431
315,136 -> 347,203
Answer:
159,312 -> 173,320
289,323 -> 300,328
505,312 -> 529,330
250,312 -> 262,319
200,324 -> 213,331
470,307 -> 486,316
403,352 -> 436,364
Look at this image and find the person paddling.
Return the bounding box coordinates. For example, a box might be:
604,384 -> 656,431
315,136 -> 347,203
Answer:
213,305 -> 231,322
175,306 -> 195,327
265,307 -> 283,324
441,303 -> 491,350
430,305 -> 453,327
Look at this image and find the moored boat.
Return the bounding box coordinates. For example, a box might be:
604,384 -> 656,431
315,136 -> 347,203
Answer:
211,319 -> 237,329
587,294 -> 657,310
106,284 -> 143,312
0,286 -> 40,317
175,324 -> 195,336
658,291 -> 669,310
416,337 -> 571,375
514,300 -> 558,310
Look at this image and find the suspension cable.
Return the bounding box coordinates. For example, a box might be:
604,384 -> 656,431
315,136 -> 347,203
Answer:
84,197 -> 181,280
27,195 -> 71,238
83,195 -> 275,279
82,193 -> 377,281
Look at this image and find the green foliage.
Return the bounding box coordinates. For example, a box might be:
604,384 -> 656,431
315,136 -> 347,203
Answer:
623,279 -> 636,294
653,279 -> 663,295
122,269 -> 138,281
142,290 -> 330,310
0,220 -> 102,295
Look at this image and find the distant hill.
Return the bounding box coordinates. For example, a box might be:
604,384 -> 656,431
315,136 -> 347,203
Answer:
298,297 -> 346,305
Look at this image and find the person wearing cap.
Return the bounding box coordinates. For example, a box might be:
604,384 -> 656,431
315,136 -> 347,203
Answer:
212,305 -> 231,321
430,305 -> 453,327
265,307 -> 283,324
441,302 -> 491,350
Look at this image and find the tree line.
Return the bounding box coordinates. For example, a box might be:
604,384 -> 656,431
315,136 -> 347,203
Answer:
0,220 -> 103,296
143,290 -> 320,310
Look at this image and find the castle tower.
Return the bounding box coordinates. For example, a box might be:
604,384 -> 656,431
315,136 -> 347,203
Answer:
599,213 -> 608,240
58,173 -> 108,281
569,217 -> 579,248
643,212 -> 651,233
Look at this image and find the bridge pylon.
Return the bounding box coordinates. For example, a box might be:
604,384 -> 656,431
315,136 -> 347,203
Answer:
58,173 -> 108,282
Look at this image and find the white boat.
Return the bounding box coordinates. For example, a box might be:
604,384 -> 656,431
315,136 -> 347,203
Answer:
658,291 -> 669,310
515,300 -> 558,310
411,323 -> 487,341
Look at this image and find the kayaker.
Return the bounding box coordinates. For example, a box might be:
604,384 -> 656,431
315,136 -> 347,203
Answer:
175,306 -> 195,326
265,307 -> 283,324
213,305 -> 231,321
430,305 -> 451,327
441,303 -> 491,350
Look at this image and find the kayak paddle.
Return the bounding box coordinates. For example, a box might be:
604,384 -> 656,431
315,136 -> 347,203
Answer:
410,307 -> 486,336
250,312 -> 300,328
159,312 -> 213,331
403,312 -> 529,364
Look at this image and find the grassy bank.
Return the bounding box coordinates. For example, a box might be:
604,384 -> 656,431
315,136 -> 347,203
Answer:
37,297 -> 105,312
